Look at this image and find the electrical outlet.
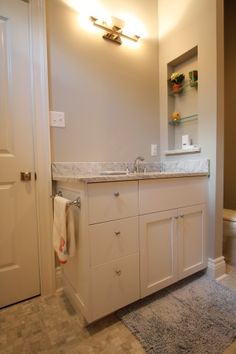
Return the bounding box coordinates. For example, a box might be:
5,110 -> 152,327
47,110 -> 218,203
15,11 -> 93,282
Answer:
50,111 -> 65,127
151,144 -> 157,156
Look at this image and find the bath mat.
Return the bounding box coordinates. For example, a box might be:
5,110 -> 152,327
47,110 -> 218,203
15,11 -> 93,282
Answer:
117,272 -> 236,354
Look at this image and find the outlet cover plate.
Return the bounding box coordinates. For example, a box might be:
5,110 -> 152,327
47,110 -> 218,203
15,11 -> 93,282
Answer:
151,144 -> 157,156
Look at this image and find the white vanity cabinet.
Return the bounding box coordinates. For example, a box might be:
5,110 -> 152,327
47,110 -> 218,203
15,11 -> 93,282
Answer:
139,177 -> 207,297
57,175 -> 208,323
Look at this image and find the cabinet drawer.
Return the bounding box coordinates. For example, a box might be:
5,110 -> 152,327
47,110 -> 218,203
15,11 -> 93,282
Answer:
89,217 -> 139,266
88,181 -> 138,224
91,254 -> 140,321
139,177 -> 208,215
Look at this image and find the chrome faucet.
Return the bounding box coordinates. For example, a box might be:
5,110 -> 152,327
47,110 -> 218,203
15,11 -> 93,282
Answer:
133,156 -> 145,173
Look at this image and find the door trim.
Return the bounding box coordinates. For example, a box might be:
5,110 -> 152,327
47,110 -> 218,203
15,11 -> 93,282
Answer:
29,0 -> 55,295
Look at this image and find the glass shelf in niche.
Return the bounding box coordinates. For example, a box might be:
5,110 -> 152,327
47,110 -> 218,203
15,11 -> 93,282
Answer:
168,113 -> 198,126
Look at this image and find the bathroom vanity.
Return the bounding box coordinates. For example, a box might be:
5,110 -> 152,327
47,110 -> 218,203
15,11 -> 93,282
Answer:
52,161 -> 209,323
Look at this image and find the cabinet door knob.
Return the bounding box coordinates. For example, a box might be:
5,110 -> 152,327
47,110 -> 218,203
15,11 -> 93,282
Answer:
114,192 -> 120,197
115,269 -> 122,276
114,231 -> 121,236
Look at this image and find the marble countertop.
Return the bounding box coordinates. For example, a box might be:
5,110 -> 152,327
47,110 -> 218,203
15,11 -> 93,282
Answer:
53,171 -> 209,183
52,159 -> 209,183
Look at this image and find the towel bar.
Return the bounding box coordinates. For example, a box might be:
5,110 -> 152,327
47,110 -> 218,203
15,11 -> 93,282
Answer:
51,190 -> 81,208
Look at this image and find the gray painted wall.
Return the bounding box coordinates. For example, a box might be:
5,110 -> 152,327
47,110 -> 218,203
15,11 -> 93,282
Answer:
224,0 -> 236,210
46,0 -> 159,162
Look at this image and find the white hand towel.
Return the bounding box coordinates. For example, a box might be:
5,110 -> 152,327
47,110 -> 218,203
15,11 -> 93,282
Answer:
53,196 -> 69,264
53,195 -> 77,263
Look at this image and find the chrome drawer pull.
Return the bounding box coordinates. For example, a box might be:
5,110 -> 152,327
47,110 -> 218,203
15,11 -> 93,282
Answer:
114,231 -> 121,236
115,269 -> 122,276
114,192 -> 120,197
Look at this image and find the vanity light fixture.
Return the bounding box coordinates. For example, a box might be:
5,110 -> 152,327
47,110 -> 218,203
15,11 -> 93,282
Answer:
90,16 -> 140,45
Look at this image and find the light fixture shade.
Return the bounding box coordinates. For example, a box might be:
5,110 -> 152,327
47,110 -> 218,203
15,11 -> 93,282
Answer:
111,16 -> 125,30
90,16 -> 140,45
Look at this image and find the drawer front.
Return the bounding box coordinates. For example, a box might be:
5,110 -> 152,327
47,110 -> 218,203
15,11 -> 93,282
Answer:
89,217 -> 139,266
88,181 -> 138,224
139,177 -> 208,215
91,254 -> 140,321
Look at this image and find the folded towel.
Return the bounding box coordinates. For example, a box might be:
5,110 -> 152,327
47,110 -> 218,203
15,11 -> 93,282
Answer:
53,195 -> 76,264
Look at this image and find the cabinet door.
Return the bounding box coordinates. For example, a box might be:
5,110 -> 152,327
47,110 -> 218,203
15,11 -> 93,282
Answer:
140,210 -> 178,297
178,204 -> 207,279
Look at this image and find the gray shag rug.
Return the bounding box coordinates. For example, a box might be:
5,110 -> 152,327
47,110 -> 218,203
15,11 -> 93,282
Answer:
117,272 -> 236,354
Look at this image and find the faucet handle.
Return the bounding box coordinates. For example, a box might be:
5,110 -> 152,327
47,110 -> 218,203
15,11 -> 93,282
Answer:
134,156 -> 145,173
136,156 -> 145,161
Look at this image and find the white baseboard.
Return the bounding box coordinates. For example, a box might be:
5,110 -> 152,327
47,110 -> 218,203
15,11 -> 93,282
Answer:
207,256 -> 226,280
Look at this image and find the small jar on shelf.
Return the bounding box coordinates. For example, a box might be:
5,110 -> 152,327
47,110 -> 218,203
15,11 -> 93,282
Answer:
189,70 -> 198,87
170,111 -> 181,124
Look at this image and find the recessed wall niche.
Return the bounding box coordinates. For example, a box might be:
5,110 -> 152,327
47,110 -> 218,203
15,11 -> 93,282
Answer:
167,46 -> 199,155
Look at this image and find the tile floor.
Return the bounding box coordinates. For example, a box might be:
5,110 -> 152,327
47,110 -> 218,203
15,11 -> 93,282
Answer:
1,265 -> 236,354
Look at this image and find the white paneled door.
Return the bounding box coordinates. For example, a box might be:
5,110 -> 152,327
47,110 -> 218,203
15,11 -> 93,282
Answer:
0,0 -> 40,307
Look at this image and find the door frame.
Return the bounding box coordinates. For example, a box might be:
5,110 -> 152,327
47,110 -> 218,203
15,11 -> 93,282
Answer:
29,0 -> 55,295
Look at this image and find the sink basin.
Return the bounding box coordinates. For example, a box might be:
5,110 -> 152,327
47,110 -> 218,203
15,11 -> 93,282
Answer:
99,170 -> 162,177
100,170 -> 128,176
133,171 -> 162,176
